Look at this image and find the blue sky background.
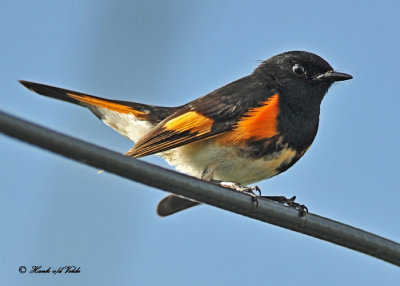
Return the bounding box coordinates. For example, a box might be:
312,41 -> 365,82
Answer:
1,1 -> 400,285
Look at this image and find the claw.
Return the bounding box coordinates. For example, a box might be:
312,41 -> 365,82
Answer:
251,185 -> 262,197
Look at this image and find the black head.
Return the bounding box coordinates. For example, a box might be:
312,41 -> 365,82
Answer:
254,51 -> 352,105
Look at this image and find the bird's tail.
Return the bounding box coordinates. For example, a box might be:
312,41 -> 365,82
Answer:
19,81 -> 197,216
157,194 -> 200,216
19,80 -> 178,142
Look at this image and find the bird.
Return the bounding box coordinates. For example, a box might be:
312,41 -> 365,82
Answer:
19,51 -> 352,216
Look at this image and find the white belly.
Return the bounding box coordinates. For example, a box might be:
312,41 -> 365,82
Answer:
159,140 -> 297,185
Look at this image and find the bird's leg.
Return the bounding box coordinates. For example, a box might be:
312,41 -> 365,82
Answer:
200,169 -> 259,206
203,173 -> 307,215
218,182 -> 261,197
201,168 -> 307,216
212,180 -> 261,207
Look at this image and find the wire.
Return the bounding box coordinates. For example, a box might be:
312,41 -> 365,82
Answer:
1,109 -> 400,267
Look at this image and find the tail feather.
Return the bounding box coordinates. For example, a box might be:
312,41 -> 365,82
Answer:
157,194 -> 200,217
19,80 -> 176,123
19,80 -> 178,142
20,80 -> 86,105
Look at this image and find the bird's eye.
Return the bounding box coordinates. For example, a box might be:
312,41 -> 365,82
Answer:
292,64 -> 305,75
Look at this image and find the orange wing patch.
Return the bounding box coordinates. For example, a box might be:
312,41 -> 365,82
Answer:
164,111 -> 213,135
219,94 -> 279,144
67,93 -> 147,118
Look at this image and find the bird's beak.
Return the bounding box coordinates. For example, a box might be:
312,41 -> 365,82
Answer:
316,71 -> 353,82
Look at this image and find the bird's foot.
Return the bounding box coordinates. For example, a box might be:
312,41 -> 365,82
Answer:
212,180 -> 307,216
217,181 -> 261,206
219,181 -> 261,197
260,195 -> 308,216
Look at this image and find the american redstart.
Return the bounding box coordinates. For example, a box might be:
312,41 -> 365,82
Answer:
20,51 -> 352,216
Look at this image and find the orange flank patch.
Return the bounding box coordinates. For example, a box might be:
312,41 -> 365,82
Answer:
219,94 -> 280,143
67,93 -> 147,118
164,111 -> 214,135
